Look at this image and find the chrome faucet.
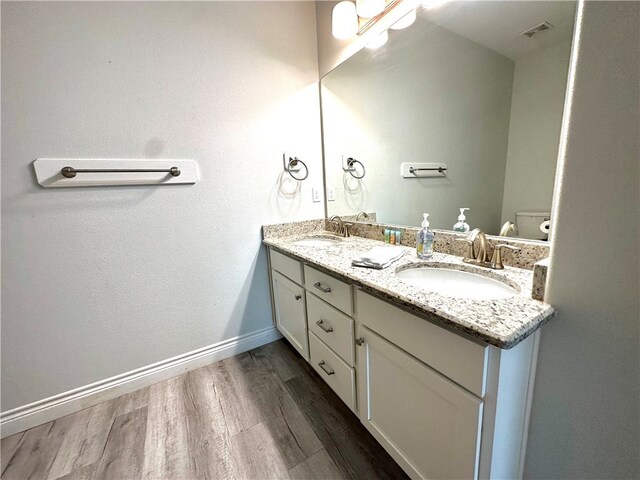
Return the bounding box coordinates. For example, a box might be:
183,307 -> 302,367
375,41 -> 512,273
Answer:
467,228 -> 489,263
329,215 -> 353,237
356,211 -> 370,221
458,228 -> 521,269
499,221 -> 518,237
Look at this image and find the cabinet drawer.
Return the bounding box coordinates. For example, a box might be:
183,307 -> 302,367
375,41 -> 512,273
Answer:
356,291 -> 488,397
270,249 -> 303,286
309,332 -> 356,411
304,265 -> 353,315
307,293 -> 355,366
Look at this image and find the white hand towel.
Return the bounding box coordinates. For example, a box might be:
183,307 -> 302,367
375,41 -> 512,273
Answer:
352,246 -> 406,269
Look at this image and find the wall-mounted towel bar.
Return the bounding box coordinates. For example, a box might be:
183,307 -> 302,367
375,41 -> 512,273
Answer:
61,166 -> 181,178
34,159 -> 199,187
401,162 -> 448,178
409,166 -> 447,174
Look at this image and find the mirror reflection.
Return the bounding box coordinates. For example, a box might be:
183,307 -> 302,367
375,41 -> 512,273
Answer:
322,1 -> 576,241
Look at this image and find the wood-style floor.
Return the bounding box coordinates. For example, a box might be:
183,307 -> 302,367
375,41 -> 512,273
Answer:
1,340 -> 408,480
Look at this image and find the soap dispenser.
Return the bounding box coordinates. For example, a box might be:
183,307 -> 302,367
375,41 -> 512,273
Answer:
453,208 -> 470,233
416,213 -> 434,259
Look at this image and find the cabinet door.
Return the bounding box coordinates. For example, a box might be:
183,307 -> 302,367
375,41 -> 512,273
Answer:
272,271 -> 308,360
357,326 -> 483,480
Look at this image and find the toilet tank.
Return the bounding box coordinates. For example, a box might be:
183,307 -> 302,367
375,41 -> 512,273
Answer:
516,212 -> 550,241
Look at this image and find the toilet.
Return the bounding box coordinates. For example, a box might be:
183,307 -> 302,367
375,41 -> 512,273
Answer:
516,212 -> 551,241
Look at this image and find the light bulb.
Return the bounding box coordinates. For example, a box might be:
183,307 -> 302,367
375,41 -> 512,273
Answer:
366,30 -> 389,49
332,1 -> 359,40
356,0 -> 386,19
390,9 -> 417,30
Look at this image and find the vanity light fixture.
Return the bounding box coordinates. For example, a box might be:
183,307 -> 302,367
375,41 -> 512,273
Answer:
332,0 -> 420,44
332,1 -> 359,40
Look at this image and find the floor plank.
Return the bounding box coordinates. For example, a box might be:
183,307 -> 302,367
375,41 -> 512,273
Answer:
2,417 -> 73,480
230,422 -> 292,480
54,462 -> 98,480
250,340 -> 311,383
212,349 -> 323,468
141,375 -> 190,480
183,366 -> 236,479
114,386 -> 149,417
289,449 -> 345,480
46,399 -> 118,480
285,371 -> 409,480
208,352 -> 272,436
259,381 -> 323,468
0,432 -> 24,476
93,407 -> 147,480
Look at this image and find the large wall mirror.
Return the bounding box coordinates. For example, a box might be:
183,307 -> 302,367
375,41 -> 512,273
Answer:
321,1 -> 576,241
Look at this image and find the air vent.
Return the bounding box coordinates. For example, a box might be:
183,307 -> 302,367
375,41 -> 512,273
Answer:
520,21 -> 553,38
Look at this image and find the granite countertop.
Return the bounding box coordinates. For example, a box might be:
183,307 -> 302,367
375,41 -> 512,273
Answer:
263,232 -> 555,349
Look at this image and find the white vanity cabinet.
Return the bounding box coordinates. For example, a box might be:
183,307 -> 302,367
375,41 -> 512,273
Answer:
356,326 -> 482,479
356,291 -> 487,479
354,290 -> 539,480
269,249 -> 357,409
270,250 -> 308,359
267,247 -> 539,480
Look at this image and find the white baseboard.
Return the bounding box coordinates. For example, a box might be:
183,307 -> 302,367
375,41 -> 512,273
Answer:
0,326 -> 282,438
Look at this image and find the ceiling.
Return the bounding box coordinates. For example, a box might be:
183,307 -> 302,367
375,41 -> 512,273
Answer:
419,1 -> 577,60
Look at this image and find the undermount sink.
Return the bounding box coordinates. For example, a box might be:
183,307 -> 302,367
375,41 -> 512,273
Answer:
396,265 -> 518,300
292,236 -> 342,247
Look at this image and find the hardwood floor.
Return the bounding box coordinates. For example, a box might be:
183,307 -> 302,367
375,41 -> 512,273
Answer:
1,340 -> 408,480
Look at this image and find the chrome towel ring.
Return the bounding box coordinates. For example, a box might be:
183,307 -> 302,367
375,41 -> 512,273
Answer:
285,156 -> 309,181
346,157 -> 365,179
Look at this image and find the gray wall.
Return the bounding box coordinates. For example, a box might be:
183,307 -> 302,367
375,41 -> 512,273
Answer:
322,19 -> 514,232
501,40 -> 572,225
1,1 -> 323,411
525,2 -> 639,478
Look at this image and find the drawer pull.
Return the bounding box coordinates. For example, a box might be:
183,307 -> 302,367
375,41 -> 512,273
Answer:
314,282 -> 332,293
355,337 -> 365,346
318,360 -> 335,376
316,319 -> 334,333
295,294 -> 302,300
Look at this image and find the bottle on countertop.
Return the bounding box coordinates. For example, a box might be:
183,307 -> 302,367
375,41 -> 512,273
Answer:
416,213 -> 434,259
453,208 -> 470,233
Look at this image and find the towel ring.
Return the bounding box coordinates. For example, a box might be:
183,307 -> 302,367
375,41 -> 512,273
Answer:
346,157 -> 365,179
285,156 -> 309,181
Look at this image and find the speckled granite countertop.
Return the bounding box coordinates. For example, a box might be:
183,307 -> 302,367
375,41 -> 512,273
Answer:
263,232 -> 555,349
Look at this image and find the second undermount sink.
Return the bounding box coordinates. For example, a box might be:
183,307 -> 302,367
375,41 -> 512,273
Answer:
292,236 -> 342,247
396,265 -> 518,300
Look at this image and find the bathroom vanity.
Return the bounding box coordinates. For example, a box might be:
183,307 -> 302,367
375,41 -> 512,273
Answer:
263,226 -> 554,480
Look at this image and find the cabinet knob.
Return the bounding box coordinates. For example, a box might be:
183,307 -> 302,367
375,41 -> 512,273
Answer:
355,337 -> 365,346
295,294 -> 302,300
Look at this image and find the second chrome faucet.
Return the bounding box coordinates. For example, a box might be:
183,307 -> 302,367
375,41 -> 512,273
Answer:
329,215 -> 353,238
